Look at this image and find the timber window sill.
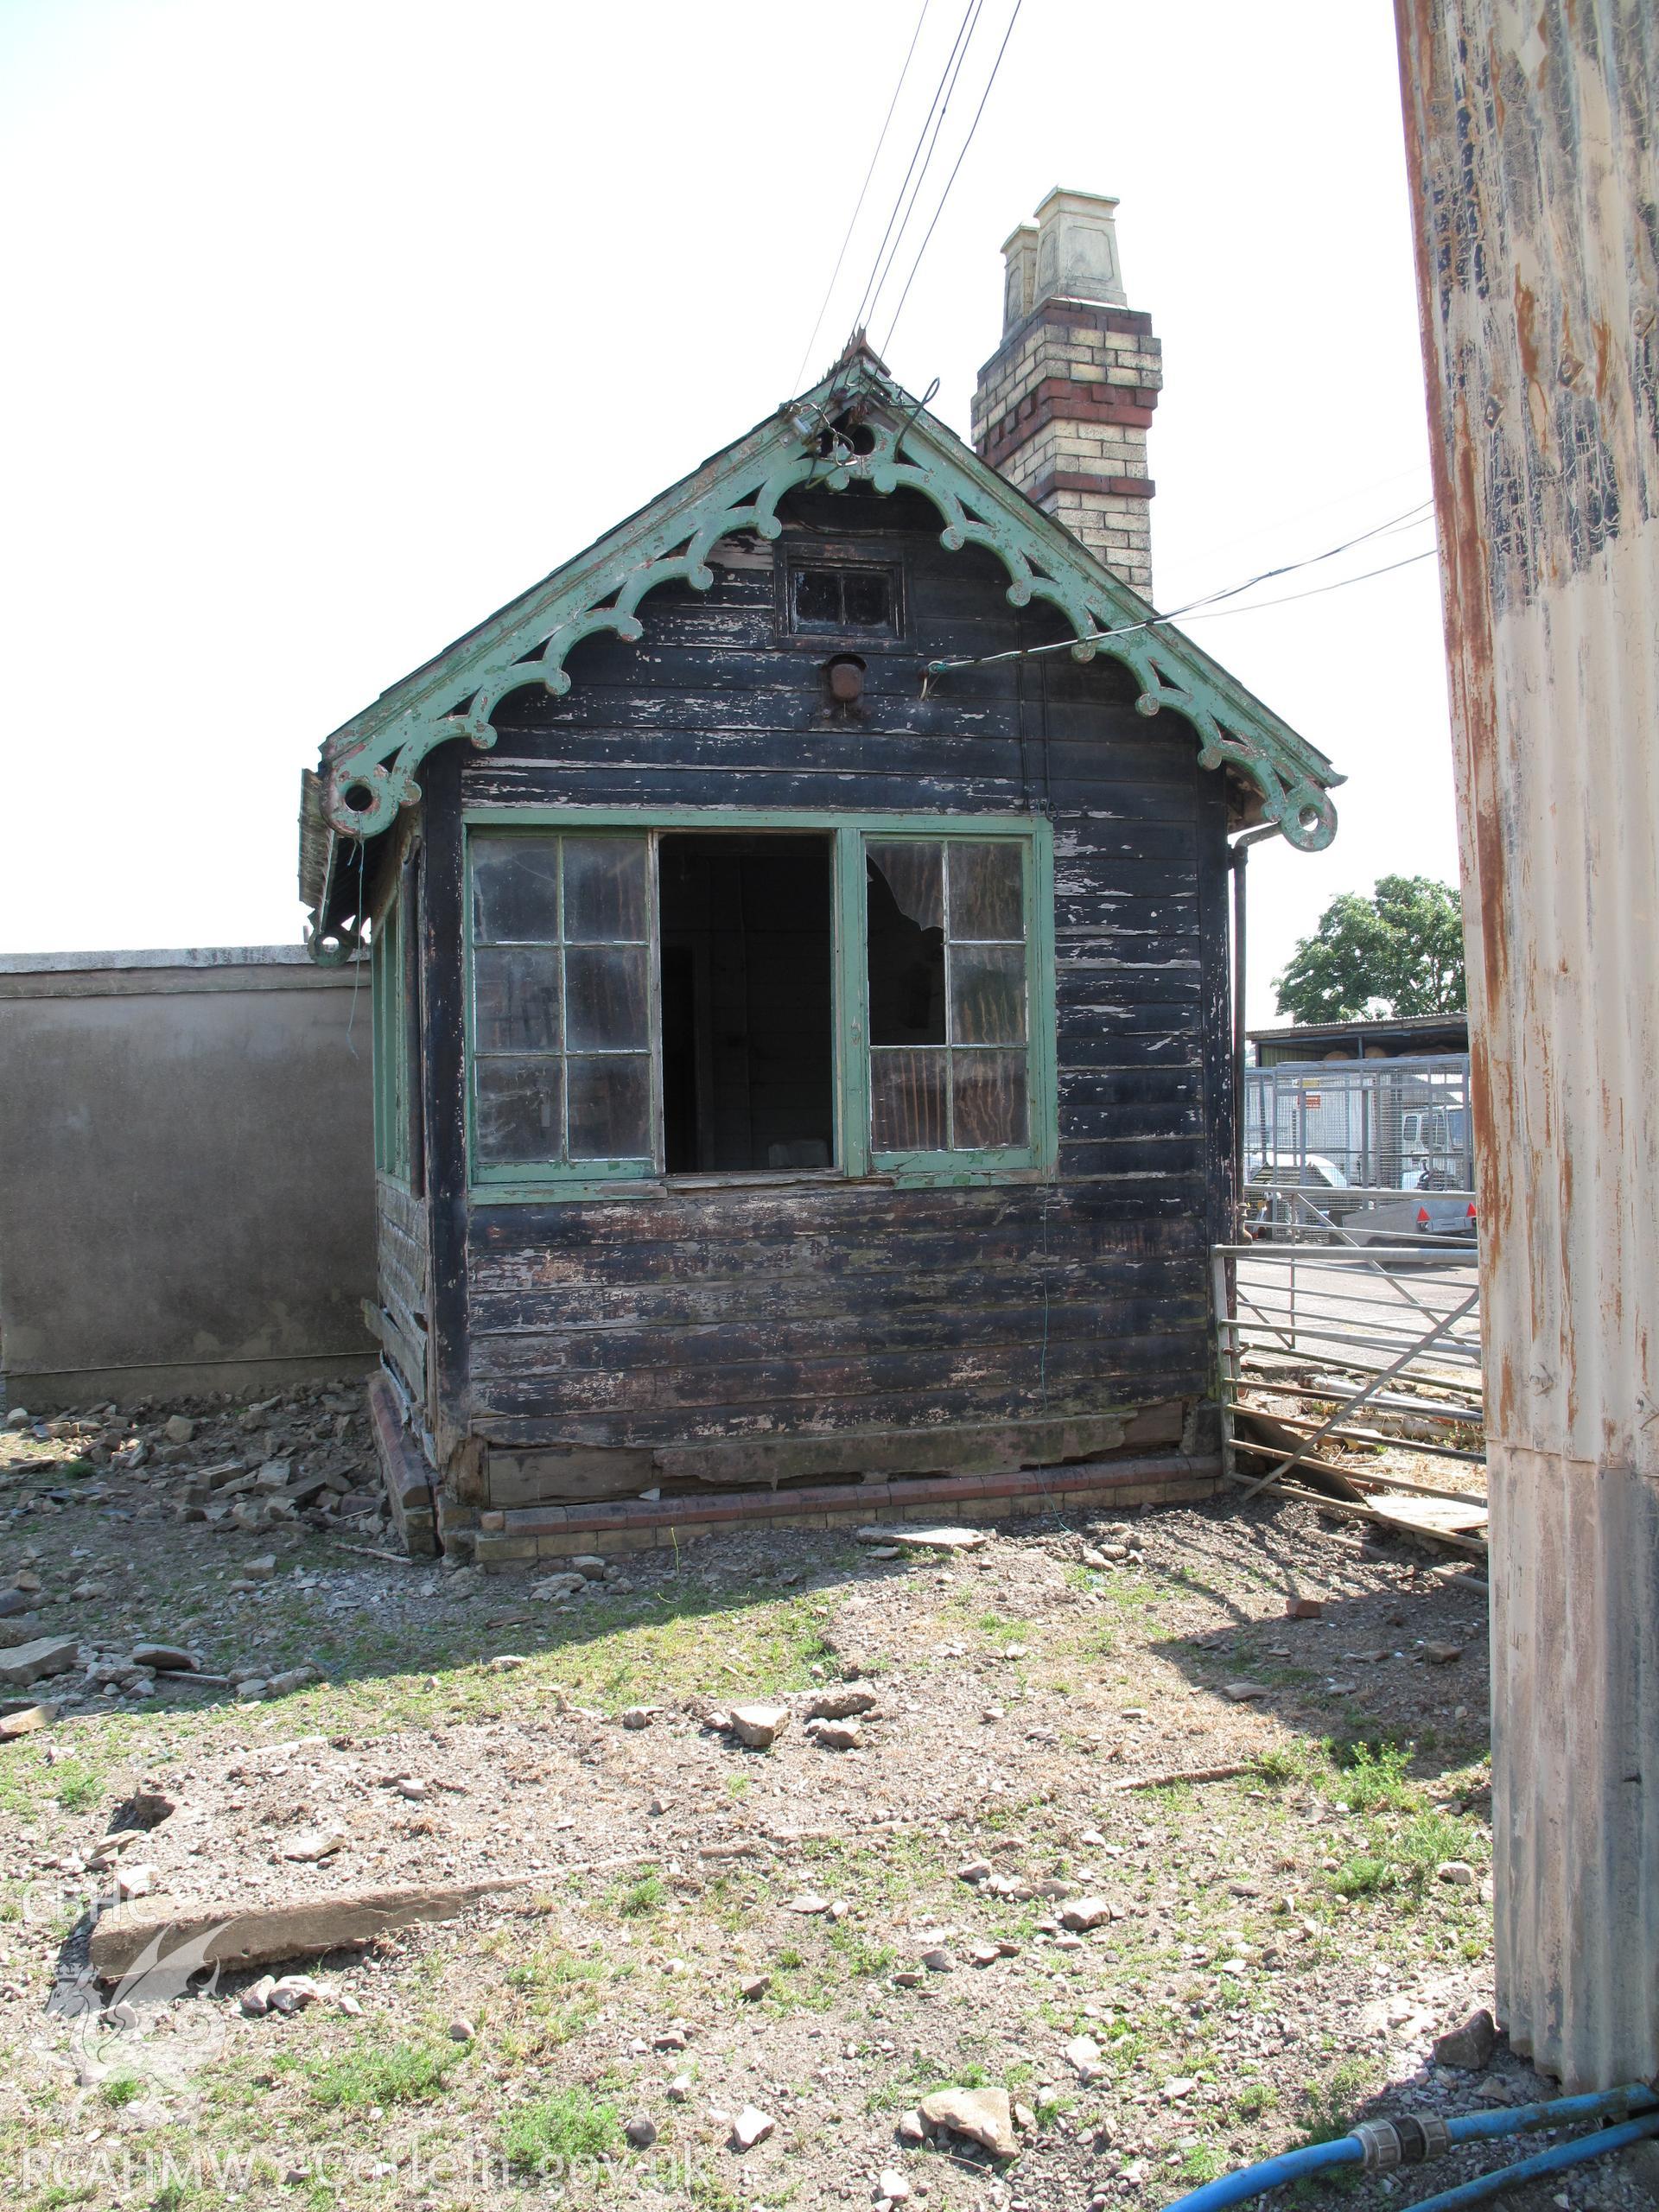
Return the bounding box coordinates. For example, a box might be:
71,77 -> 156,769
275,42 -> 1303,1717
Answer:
664,1168 -> 854,1192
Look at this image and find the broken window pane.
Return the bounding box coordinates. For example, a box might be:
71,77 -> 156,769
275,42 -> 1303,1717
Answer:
472,836 -> 561,944
952,1051 -> 1028,1150
868,845 -> 945,1048
868,842 -> 943,931
950,945 -> 1027,1046
565,945 -> 650,1052
475,1057 -> 563,1165
568,1055 -> 652,1160
563,836 -> 650,943
473,946 -> 562,1053
949,842 -> 1025,942
871,1049 -> 947,1153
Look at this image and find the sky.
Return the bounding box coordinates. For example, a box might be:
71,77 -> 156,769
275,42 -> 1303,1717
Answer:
0,0 -> 1457,1028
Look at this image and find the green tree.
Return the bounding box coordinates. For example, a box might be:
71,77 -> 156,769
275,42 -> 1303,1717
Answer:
1273,874 -> 1465,1023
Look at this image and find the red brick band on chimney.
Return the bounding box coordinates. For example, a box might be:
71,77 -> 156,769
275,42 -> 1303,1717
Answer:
1022,467 -> 1157,505
976,378 -> 1160,473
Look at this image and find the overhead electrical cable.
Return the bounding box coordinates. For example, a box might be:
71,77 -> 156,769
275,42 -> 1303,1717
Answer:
924,527 -> 1440,677
1173,543 -> 1439,619
852,0 -> 986,340
863,0 -> 988,334
881,0 -> 1026,353
1154,500 -> 1434,622
846,0 -> 981,340
928,502 -> 1436,673
790,0 -> 935,397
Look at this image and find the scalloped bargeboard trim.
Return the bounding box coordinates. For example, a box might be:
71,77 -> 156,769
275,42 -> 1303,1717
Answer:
317,363 -> 1338,857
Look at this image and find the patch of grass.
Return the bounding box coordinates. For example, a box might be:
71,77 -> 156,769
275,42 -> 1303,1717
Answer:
869,2051 -> 990,2113
1331,1739 -> 1419,1814
1257,1745 -> 1313,1788
975,1611 -> 1029,1648
499,2084 -> 620,2171
304,2038 -> 460,2108
0,1745 -> 106,1825
1331,1855 -> 1392,1899
775,1945 -> 803,1970
504,1942 -> 610,2045
1138,1783 -> 1196,1816
1300,2056 -> 1376,2145
1180,2145 -> 1225,2184
1232,2080 -> 1277,2120
688,2176 -> 747,2212
99,2073 -> 144,2107
1393,1808 -> 1481,1889
51,1764 -> 105,1813
826,1929 -> 895,1979
612,1871 -> 667,1919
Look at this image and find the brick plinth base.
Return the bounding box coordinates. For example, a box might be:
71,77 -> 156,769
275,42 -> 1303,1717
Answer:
465,1452 -> 1220,1568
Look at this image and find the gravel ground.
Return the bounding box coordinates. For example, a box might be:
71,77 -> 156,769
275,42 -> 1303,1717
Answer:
0,1389 -> 1651,2212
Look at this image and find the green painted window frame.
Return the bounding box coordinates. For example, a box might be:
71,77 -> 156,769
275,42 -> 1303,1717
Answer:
466,827 -> 659,1191
372,887 -> 411,1184
461,807 -> 1057,1201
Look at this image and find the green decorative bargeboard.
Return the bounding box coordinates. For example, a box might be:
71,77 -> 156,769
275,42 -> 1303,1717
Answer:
313,353 -> 1339,941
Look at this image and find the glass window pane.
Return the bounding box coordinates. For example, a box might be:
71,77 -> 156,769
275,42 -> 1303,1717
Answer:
565,945 -> 650,1051
563,835 -> 649,943
794,570 -> 841,625
868,842 -> 943,931
842,571 -> 892,627
953,1051 -> 1028,1150
471,835 -> 561,944
476,1057 -> 563,1165
950,944 -> 1027,1046
568,1056 -> 652,1160
474,946 -> 561,1053
871,1048 -> 947,1153
948,842 -> 1025,941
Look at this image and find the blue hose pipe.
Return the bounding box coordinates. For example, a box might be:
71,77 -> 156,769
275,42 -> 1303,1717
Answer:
1159,2135 -> 1363,2211
1160,2083 -> 1659,2212
1399,2110 -> 1659,2210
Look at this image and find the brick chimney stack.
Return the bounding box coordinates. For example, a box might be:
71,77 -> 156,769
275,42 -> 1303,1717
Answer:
970,190 -> 1161,594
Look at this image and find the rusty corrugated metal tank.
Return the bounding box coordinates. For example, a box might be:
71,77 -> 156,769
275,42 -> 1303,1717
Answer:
1395,0 -> 1659,2089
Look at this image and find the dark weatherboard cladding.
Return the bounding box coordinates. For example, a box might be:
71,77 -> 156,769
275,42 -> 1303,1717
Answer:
304,359 -> 1339,1558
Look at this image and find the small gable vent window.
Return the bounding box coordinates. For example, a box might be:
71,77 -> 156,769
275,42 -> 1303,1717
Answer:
788,563 -> 899,639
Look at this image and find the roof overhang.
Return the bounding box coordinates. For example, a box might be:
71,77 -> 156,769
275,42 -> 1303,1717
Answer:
300,353 -> 1341,956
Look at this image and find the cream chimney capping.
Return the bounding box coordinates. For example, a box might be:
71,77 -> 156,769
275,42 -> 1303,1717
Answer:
1028,188 -> 1127,318
1001,222 -> 1038,330
974,188 -> 1160,594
